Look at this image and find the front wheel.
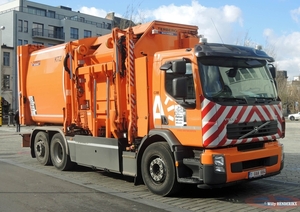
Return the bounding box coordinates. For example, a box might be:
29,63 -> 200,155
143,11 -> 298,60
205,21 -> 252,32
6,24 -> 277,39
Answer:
50,133 -> 75,171
34,131 -> 51,165
141,142 -> 181,196
290,116 -> 295,121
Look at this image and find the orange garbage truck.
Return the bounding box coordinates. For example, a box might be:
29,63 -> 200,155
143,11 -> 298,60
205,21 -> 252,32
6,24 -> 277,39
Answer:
17,20 -> 285,196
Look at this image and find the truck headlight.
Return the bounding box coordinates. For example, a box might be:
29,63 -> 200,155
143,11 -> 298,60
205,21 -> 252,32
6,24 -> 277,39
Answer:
214,155 -> 224,166
213,155 -> 225,172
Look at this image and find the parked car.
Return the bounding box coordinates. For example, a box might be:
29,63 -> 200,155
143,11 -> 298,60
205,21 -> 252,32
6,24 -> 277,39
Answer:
288,112 -> 300,121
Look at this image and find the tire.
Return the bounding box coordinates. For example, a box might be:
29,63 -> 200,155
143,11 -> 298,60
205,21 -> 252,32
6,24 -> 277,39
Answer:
34,131 -> 52,165
141,142 -> 181,196
50,133 -> 75,171
290,116 -> 295,121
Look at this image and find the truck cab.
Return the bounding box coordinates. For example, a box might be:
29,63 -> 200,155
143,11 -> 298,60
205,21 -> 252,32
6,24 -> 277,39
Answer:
145,39 -> 284,192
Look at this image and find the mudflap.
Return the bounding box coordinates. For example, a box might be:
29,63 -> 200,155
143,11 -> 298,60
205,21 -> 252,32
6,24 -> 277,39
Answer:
22,134 -> 31,147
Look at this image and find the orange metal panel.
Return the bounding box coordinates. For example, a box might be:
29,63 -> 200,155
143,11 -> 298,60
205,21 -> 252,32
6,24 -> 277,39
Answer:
26,44 -> 67,124
135,56 -> 149,137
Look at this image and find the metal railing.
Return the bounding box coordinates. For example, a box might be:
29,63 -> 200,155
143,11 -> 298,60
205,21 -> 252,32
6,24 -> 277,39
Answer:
32,28 -> 65,40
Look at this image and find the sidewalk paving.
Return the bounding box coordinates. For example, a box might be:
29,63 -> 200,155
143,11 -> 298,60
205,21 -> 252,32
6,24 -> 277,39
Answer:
0,125 -> 34,135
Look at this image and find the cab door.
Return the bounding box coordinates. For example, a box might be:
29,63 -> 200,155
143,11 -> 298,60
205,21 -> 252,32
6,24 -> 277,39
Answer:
159,60 -> 202,147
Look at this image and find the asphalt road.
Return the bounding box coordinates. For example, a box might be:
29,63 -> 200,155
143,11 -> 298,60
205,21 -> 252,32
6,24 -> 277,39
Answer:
0,160 -> 165,212
0,127 -> 169,212
0,121 -> 299,211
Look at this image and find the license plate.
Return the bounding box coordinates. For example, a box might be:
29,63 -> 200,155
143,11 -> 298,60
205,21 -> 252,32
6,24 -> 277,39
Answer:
248,168 -> 266,179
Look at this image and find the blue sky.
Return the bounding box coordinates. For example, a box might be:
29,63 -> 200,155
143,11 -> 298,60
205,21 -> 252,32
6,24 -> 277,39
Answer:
3,0 -> 300,79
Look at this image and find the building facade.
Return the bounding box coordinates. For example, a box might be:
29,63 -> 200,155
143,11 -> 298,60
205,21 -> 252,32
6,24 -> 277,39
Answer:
0,0 -> 113,120
1,45 -> 14,118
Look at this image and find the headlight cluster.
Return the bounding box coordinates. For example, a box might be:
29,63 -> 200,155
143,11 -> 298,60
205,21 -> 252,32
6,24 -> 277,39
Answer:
213,155 -> 225,172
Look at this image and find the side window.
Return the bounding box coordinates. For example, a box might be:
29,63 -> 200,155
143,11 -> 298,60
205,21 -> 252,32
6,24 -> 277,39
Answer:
3,52 -> 10,66
165,71 -> 173,95
70,27 -> 79,39
165,62 -> 196,108
185,63 -> 195,99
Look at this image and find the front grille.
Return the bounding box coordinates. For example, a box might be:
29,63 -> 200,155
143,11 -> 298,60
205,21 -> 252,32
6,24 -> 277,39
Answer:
227,120 -> 277,139
231,156 -> 278,173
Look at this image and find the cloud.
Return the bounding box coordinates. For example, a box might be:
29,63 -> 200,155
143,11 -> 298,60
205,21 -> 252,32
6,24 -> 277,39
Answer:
264,29 -> 300,78
277,58 -> 300,79
223,5 -> 243,25
137,1 -> 243,43
79,6 -> 108,18
0,0 -> 11,5
78,6 -> 122,19
77,1 -> 243,43
291,7 -> 300,23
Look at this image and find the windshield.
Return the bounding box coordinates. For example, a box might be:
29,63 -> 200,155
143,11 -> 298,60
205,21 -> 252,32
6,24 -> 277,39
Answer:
198,57 -> 278,103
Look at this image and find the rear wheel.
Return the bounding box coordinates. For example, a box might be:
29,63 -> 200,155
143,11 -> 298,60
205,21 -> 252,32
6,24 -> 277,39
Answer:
34,131 -> 51,165
141,142 -> 181,196
50,133 -> 74,171
290,116 -> 295,121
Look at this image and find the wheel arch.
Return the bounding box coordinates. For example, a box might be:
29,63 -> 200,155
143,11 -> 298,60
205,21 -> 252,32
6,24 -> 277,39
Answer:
30,127 -> 68,157
135,129 -> 182,185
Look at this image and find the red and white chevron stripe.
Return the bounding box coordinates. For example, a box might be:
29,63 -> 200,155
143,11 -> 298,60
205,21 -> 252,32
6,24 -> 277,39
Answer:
200,96 -> 284,148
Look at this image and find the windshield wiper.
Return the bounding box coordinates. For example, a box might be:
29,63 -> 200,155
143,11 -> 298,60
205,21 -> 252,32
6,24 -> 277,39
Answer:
212,97 -> 248,104
249,97 -> 276,103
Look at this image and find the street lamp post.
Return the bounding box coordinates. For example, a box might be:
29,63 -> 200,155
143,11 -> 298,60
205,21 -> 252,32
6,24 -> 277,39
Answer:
0,25 -> 5,126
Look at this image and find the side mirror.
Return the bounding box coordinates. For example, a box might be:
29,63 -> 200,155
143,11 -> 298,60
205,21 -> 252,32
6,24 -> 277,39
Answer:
172,61 -> 186,75
173,77 -> 187,99
269,64 -> 276,78
160,60 -> 187,75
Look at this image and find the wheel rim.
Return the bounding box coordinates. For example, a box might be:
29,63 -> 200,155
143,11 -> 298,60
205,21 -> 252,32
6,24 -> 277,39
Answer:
149,157 -> 166,183
35,141 -> 45,157
52,141 -> 63,164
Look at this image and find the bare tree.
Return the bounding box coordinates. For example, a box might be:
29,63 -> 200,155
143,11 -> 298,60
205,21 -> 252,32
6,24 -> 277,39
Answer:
123,1 -> 146,24
106,1 -> 145,30
275,72 -> 289,114
120,1 -> 145,29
